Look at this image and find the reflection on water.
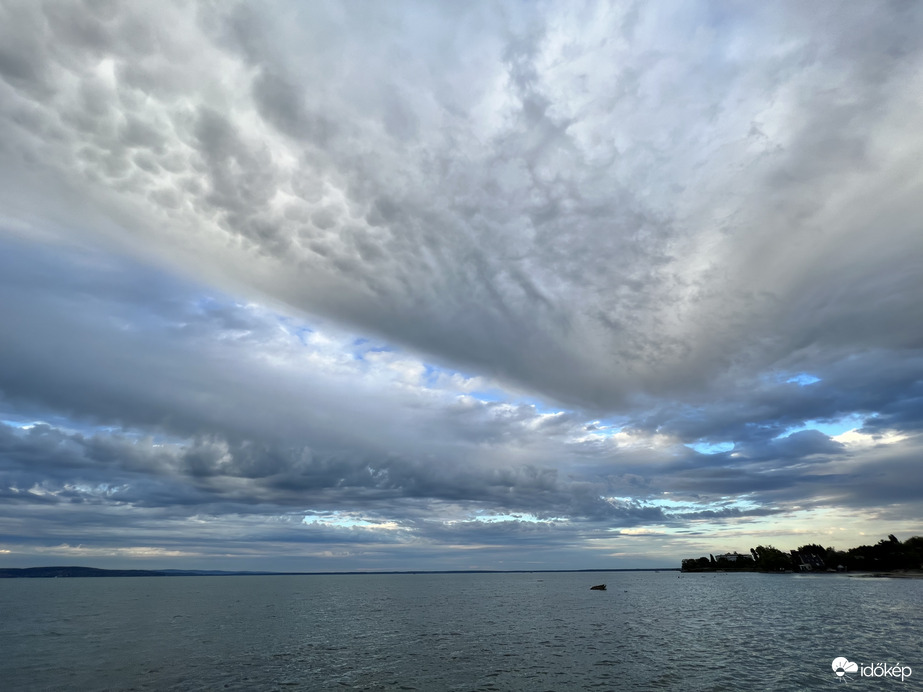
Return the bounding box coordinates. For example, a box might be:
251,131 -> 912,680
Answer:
1,571 -> 920,690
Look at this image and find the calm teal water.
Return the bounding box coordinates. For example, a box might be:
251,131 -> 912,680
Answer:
0,571 -> 920,690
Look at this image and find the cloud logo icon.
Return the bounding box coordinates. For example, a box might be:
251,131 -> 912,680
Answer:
832,657 -> 859,677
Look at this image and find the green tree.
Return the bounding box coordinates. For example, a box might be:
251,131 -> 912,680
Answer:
797,543 -> 826,556
752,545 -> 792,571
824,547 -> 846,571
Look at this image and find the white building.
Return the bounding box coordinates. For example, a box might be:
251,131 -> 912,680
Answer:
715,552 -> 744,562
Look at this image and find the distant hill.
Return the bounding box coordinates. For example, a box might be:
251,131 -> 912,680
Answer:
0,566 -> 277,578
0,566 -> 171,578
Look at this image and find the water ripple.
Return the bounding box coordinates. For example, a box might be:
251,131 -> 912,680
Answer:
0,572 -> 921,690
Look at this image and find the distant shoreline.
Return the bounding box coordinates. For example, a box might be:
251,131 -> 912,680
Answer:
682,568 -> 923,578
0,566 -> 679,579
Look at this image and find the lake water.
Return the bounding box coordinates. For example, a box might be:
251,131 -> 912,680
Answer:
1,571 -> 920,690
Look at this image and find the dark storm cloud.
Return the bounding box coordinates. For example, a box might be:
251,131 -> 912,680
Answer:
0,239 -> 659,537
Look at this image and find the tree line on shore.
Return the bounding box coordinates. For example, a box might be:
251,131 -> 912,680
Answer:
681,534 -> 923,573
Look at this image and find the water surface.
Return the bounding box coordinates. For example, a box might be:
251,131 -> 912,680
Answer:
1,571 -> 920,690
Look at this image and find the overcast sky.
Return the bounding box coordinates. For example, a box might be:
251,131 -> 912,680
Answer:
1,0 -> 921,571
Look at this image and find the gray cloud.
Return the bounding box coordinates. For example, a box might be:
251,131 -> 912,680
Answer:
0,0 -> 921,569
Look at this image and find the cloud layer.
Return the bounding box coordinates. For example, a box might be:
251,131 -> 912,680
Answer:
0,0 -> 921,570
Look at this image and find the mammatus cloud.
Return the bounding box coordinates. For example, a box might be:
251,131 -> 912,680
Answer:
0,1 -> 921,570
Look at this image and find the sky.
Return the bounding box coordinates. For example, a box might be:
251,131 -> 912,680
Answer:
0,0 -> 921,572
